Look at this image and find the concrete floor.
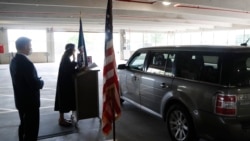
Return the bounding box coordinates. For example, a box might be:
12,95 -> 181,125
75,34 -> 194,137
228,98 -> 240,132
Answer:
0,63 -> 173,141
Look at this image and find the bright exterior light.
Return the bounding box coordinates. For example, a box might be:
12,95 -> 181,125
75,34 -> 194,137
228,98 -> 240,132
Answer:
162,1 -> 171,6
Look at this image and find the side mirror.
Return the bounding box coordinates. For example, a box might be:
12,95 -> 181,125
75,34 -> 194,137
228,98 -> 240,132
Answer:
118,64 -> 127,69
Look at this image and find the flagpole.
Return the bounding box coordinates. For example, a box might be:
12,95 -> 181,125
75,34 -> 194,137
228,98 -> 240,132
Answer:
77,12 -> 88,68
103,0 -> 121,140
112,90 -> 116,141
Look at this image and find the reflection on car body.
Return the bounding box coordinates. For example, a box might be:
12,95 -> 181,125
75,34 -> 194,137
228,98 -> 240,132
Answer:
117,45 -> 250,141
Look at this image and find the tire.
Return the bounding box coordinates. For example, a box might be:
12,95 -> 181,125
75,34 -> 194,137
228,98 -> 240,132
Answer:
119,87 -> 125,105
166,104 -> 197,141
120,98 -> 124,104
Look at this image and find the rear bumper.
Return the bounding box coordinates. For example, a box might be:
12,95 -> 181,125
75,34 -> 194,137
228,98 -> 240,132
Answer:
194,110 -> 250,141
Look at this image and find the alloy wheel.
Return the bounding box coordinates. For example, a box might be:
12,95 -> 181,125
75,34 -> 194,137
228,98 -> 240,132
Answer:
169,110 -> 189,141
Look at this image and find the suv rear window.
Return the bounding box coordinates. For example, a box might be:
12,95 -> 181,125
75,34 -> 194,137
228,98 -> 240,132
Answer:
221,53 -> 250,87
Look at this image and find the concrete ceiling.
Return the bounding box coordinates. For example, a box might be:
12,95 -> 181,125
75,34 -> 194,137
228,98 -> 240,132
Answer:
1,0 -> 250,32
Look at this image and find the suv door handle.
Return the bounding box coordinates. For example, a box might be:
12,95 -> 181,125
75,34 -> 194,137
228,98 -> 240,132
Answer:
160,83 -> 168,88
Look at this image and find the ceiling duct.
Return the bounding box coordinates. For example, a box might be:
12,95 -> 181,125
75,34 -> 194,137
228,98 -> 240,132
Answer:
174,4 -> 250,14
115,0 -> 157,4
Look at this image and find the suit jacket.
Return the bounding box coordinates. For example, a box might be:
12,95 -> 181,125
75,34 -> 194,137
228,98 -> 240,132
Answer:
10,53 -> 44,110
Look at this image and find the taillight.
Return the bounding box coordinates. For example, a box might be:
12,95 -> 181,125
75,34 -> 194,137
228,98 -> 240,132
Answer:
215,94 -> 237,116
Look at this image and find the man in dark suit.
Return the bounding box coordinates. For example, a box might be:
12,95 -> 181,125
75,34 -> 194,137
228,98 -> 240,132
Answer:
9,37 -> 44,141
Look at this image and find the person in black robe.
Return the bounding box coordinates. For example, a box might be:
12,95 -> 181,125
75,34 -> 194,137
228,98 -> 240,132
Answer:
54,43 -> 77,127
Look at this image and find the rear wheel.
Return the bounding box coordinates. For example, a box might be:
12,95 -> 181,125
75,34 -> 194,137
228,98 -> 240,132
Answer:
166,104 -> 197,141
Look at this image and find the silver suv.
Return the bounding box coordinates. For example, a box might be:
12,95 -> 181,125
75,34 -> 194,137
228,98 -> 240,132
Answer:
117,45 -> 250,141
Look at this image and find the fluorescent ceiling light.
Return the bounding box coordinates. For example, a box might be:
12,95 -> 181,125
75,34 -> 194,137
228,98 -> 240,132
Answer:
162,1 -> 171,6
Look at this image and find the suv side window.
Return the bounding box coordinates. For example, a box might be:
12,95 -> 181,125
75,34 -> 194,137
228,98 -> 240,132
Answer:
128,52 -> 147,71
176,52 -> 203,80
176,52 -> 219,83
146,52 -> 175,76
201,55 -> 219,83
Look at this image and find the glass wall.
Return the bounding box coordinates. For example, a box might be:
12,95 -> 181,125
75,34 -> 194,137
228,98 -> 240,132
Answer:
7,29 -> 47,52
121,29 -> 250,58
213,30 -> 228,45
6,28 -> 250,64
190,32 -> 201,44
201,31 -> 214,45
125,29 -> 250,51
54,32 -> 120,67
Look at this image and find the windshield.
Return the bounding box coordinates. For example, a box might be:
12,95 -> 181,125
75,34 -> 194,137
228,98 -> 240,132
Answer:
221,53 -> 250,87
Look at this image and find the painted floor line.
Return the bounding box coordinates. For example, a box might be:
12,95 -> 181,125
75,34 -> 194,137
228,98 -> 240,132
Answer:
0,108 -> 17,114
41,98 -> 55,101
0,94 -> 13,97
0,94 -> 55,101
0,106 -> 54,114
40,106 -> 54,110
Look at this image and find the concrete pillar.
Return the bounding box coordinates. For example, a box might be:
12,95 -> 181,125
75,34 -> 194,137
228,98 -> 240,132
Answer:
46,28 -> 55,62
0,27 -> 11,64
119,29 -> 125,60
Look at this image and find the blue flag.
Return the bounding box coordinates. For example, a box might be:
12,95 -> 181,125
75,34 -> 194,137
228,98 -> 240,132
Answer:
77,17 -> 88,67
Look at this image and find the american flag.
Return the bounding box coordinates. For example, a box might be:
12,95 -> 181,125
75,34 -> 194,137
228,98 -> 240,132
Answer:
102,0 -> 121,136
77,17 -> 88,67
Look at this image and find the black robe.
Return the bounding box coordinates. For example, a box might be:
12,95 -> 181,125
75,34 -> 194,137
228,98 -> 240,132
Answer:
54,54 -> 77,113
